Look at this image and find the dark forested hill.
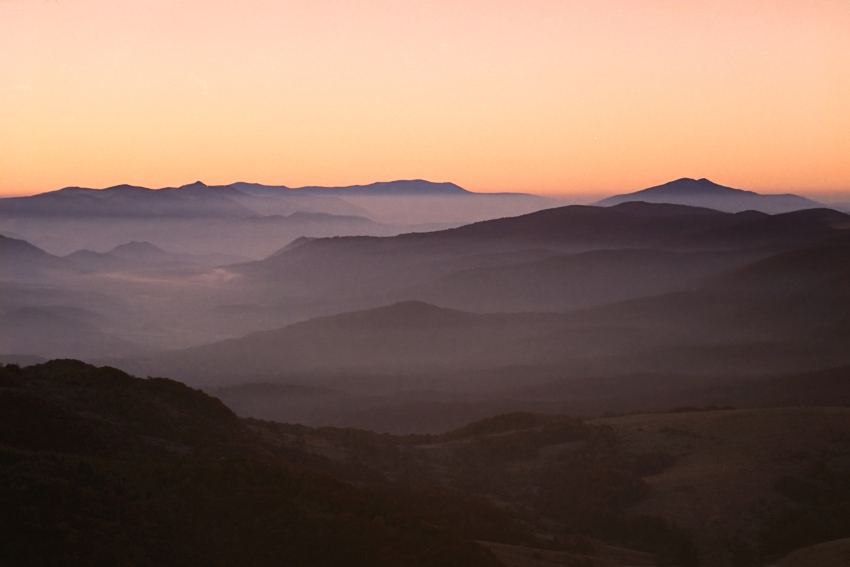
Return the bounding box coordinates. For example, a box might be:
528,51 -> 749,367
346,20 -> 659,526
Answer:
4,360 -> 850,566
0,360 -> 502,567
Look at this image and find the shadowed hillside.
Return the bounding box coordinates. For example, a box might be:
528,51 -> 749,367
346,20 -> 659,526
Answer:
0,360 -> 503,567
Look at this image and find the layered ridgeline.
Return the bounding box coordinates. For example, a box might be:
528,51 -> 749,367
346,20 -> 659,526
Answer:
4,360 -> 850,567
595,177 -> 824,214
105,202 -> 850,431
3,183 -> 850,432
0,180 -> 559,256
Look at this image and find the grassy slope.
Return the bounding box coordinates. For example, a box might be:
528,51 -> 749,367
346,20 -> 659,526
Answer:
596,408 -> 850,564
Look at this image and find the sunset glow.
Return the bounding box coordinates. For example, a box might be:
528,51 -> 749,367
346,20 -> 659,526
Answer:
2,0 -> 849,197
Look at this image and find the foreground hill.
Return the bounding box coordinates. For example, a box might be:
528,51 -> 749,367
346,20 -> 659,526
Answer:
596,177 -> 824,214
6,360 -> 850,566
597,407 -> 850,565
232,401 -> 850,566
0,360 -> 502,567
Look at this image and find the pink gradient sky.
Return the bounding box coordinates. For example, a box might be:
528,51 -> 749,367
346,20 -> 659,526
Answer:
2,0 -> 849,198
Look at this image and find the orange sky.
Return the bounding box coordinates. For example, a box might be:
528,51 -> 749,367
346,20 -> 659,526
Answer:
2,0 -> 849,198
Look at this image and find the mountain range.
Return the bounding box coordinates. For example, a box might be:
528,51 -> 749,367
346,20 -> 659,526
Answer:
0,179 -> 476,218
91,199 -> 850,434
4,176 -> 850,566
0,179 -> 559,256
3,179 -> 850,429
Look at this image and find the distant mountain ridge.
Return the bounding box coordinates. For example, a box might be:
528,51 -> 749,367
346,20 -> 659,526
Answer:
0,179 -> 472,217
235,179 -> 471,196
0,233 -> 71,278
0,181 -> 257,218
596,178 -> 824,214
10,179 -> 474,204
0,179 -> 553,223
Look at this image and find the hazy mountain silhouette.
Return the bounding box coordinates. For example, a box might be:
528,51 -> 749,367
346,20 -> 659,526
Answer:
0,179 -> 563,256
103,212 -> 850,432
407,248 -> 760,312
0,306 -> 142,359
0,178 -> 548,218
116,231 -> 850,388
64,241 -> 248,272
116,301 -> 578,386
234,203 -> 850,311
0,233 -> 73,279
0,199 -> 389,259
6,191 -> 850,433
0,233 -> 60,264
441,201 -> 845,249
596,177 -> 824,213
228,179 -> 469,196
0,182 -> 260,218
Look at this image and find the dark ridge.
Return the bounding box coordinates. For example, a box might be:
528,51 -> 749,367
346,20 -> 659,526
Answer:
0,359 -> 506,567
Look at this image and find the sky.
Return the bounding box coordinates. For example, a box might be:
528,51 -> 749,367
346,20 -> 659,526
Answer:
2,0 -> 849,198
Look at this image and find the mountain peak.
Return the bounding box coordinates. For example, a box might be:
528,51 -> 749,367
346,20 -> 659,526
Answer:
595,178 -> 823,214
650,178 -> 746,195
179,181 -> 208,189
